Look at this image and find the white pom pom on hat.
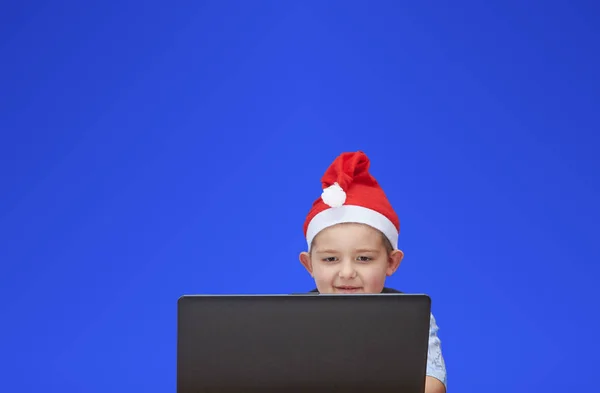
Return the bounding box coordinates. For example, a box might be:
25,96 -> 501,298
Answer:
321,182 -> 347,208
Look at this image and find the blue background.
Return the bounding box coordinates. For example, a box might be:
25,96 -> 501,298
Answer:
1,1 -> 598,392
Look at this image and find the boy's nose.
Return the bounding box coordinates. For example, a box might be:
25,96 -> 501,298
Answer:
338,261 -> 357,278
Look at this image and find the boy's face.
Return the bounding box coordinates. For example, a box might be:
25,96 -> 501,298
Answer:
299,223 -> 404,294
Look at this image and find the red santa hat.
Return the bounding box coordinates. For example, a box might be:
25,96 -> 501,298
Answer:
303,151 -> 400,250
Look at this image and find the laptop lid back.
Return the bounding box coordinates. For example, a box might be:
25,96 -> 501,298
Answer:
177,293 -> 431,393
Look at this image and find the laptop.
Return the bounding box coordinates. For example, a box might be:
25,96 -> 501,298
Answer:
177,293 -> 431,393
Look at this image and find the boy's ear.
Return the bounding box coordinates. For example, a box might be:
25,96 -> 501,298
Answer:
299,252 -> 314,277
386,249 -> 404,276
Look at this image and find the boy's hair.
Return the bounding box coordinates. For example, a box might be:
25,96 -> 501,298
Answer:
309,223 -> 394,256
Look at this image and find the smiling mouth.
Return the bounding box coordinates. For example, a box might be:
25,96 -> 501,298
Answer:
335,286 -> 362,292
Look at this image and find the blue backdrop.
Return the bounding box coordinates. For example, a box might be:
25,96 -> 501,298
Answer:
1,1 -> 598,392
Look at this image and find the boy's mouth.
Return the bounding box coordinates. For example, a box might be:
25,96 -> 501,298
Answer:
335,286 -> 362,293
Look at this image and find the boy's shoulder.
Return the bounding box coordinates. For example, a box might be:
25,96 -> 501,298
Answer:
308,287 -> 403,294
381,287 -> 403,294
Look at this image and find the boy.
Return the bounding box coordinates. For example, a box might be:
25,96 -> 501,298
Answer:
298,151 -> 447,393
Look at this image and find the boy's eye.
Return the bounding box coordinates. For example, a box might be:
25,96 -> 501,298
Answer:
322,257 -> 338,262
357,256 -> 372,262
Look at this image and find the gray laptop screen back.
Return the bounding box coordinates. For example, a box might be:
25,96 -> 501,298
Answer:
177,294 -> 431,393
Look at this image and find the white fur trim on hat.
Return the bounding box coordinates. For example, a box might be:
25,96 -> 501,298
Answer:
305,204 -> 399,250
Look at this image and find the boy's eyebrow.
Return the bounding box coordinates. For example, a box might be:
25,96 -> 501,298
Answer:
354,248 -> 380,253
313,248 -> 380,254
313,248 -> 339,254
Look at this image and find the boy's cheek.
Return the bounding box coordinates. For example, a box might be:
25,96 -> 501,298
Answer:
312,270 -> 333,284
361,271 -> 389,292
